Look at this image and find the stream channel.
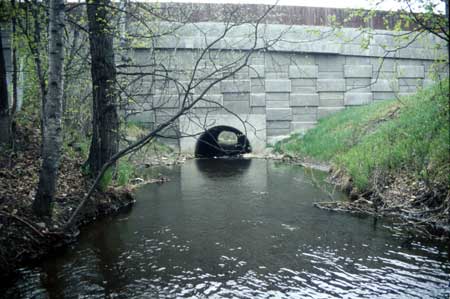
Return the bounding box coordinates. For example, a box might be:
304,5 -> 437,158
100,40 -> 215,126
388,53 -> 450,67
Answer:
2,159 -> 450,298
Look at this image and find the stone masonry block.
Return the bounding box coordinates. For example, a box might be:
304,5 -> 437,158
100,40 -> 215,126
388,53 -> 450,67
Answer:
318,71 -> 343,79
153,95 -> 180,108
371,79 -> 398,92
250,93 -> 265,107
290,93 -> 319,107
346,78 -> 371,92
265,72 -> 289,79
249,65 -> 265,78
291,79 -> 316,87
191,107 -> 221,116
221,80 -> 251,93
250,52 -> 265,65
265,80 -> 291,92
346,78 -> 371,87
267,121 -> 291,129
251,107 -> 265,114
291,79 -> 317,93
344,65 -> 372,78
251,79 -> 265,93
344,93 -> 373,106
196,80 -> 221,94
319,92 -> 344,107
374,70 -> 396,79
397,65 -> 424,78
292,107 -> 317,122
317,54 -> 345,72
317,79 -> 345,92
266,108 -> 292,121
345,56 -> 371,64
266,93 -> 289,102
233,68 -> 249,79
224,101 -> 250,114
196,95 -> 223,108
223,93 -> 250,102
292,86 -> 317,93
265,53 -> 291,71
267,101 -> 290,108
373,92 -> 395,101
288,65 -> 318,78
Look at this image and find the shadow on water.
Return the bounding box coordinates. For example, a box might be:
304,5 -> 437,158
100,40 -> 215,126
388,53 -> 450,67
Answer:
195,158 -> 252,177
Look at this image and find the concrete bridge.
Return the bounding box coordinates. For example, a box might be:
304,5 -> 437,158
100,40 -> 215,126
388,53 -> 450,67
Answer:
122,4 -> 447,155
1,4 -> 448,156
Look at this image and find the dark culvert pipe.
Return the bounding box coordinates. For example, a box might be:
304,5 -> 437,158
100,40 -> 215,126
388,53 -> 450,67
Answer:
195,126 -> 252,158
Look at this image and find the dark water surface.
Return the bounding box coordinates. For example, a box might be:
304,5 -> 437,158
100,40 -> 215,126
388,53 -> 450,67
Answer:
2,159 -> 450,298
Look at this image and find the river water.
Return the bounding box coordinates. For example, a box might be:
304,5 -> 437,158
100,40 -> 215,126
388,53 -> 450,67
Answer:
2,159 -> 450,298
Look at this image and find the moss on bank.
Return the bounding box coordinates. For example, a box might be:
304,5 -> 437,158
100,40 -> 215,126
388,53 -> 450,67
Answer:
276,80 -> 449,191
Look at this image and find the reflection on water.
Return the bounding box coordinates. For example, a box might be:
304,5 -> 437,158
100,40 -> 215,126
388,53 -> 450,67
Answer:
2,159 -> 450,298
195,158 -> 252,177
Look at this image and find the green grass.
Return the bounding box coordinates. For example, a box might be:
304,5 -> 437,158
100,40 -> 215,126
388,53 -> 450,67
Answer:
116,161 -> 134,186
97,161 -> 136,190
123,122 -> 174,155
98,166 -> 114,192
276,80 -> 449,190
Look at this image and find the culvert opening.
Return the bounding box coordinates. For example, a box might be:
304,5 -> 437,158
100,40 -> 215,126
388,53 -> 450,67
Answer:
195,126 -> 252,158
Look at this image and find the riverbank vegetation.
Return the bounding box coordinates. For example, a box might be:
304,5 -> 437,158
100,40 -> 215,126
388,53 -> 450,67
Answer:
276,80 -> 449,237
0,124 -> 135,280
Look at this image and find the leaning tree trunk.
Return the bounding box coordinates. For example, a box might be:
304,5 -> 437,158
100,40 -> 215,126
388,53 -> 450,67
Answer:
86,0 -> 119,177
0,32 -> 10,145
33,0 -> 64,217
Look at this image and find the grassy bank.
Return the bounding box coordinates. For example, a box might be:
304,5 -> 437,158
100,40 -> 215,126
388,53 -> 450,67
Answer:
276,80 -> 449,192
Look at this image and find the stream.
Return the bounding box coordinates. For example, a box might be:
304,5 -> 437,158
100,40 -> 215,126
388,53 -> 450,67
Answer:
2,159 -> 450,298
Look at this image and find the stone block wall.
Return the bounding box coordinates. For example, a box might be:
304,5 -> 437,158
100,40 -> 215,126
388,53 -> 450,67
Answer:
121,22 -> 448,148
127,51 -> 446,145
1,15 -> 447,152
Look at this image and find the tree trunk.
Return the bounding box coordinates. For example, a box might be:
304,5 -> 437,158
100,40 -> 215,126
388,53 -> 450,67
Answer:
0,32 -> 10,145
31,0 -> 47,142
33,0 -> 64,217
446,0 -> 449,71
10,0 -> 18,151
86,0 -> 119,177
11,0 -> 18,116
